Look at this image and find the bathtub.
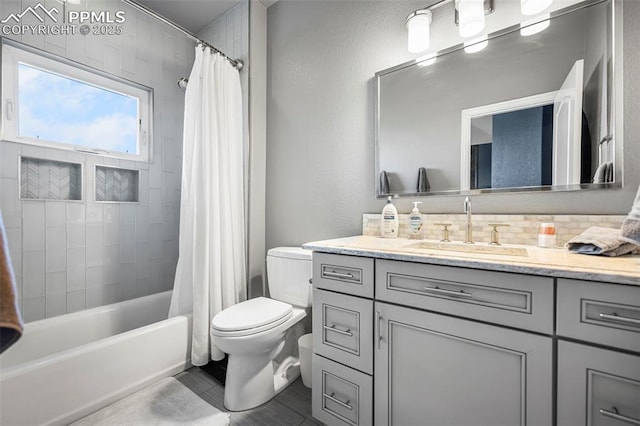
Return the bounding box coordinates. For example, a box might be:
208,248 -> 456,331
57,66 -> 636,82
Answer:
0,291 -> 192,426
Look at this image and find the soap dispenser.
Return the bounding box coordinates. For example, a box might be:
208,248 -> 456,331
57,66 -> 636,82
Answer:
408,201 -> 424,239
381,196 -> 399,238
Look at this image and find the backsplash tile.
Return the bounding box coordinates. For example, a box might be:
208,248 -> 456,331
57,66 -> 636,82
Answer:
363,213 -> 627,246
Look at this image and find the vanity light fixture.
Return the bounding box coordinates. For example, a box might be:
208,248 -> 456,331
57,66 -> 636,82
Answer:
455,0 -> 485,38
463,35 -> 488,53
405,0 -> 493,53
520,14 -> 550,36
406,9 -> 433,53
521,0 -> 553,16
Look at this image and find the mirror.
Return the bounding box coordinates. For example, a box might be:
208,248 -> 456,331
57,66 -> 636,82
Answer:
375,0 -> 619,197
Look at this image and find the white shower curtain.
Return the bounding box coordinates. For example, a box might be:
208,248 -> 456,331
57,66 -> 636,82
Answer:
169,46 -> 246,365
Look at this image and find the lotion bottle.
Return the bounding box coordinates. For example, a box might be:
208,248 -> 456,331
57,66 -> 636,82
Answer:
408,201 -> 423,239
381,196 -> 399,238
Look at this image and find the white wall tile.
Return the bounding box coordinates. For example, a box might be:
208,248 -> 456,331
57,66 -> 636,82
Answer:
67,247 -> 86,291
120,204 -> 135,224
46,271 -> 66,294
86,203 -> 104,223
67,203 -> 85,224
86,285 -> 103,309
135,206 -> 150,242
85,224 -> 104,267
23,250 -> 45,299
120,223 -> 136,261
46,292 -> 67,318
135,242 -> 150,280
0,143 -> 21,179
67,223 -> 86,248
67,290 -> 86,313
46,226 -> 67,272
136,278 -> 151,297
104,223 -> 120,245
5,227 -> 22,274
22,202 -> 45,251
103,283 -> 122,305
22,297 -> 46,323
86,266 -> 104,288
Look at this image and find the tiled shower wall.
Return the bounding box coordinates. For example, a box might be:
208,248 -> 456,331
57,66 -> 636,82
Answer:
0,0 -> 195,322
363,214 -> 628,246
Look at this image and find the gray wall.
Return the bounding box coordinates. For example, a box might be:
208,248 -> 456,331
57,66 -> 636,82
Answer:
266,0 -> 640,249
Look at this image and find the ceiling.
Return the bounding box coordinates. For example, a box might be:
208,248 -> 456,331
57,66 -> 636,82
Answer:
135,0 -> 241,34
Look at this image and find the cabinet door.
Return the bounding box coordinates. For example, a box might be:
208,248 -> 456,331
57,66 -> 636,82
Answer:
374,302 -> 552,426
557,340 -> 640,426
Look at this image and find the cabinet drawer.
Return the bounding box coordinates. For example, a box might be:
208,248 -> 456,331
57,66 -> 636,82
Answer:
313,288 -> 373,374
376,259 -> 554,334
557,278 -> 640,353
313,252 -> 374,298
557,340 -> 640,426
312,354 -> 373,426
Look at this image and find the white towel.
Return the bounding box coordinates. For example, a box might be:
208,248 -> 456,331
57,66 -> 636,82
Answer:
566,226 -> 639,257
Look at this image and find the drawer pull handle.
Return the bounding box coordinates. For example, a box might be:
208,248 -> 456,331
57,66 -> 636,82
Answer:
424,286 -> 473,299
323,324 -> 353,337
324,271 -> 355,280
324,392 -> 353,411
599,407 -> 640,425
376,310 -> 383,349
599,312 -> 640,326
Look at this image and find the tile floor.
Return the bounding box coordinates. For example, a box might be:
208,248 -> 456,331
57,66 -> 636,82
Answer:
175,367 -> 322,426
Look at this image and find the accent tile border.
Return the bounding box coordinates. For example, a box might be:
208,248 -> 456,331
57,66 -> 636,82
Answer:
20,157 -> 82,201
363,213 -> 627,246
95,166 -> 139,203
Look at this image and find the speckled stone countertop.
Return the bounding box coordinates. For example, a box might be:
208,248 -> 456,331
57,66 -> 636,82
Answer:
302,236 -> 640,286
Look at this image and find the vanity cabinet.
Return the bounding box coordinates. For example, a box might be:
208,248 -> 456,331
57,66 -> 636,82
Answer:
374,301 -> 552,426
312,253 -> 374,426
556,278 -> 640,426
374,259 -> 554,426
310,250 -> 639,426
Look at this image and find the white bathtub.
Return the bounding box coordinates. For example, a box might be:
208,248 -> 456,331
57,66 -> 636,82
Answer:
0,291 -> 192,426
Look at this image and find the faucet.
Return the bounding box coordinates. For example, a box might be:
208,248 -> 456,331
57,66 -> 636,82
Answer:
463,196 -> 474,244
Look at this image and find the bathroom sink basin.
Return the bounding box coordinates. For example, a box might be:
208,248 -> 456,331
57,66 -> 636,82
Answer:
406,241 -> 529,257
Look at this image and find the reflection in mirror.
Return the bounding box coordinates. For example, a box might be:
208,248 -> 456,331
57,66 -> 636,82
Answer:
375,0 -> 618,197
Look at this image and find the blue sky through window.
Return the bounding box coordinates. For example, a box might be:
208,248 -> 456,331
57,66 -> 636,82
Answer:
18,63 -> 138,154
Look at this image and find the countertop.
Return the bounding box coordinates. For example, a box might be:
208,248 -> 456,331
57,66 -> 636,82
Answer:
302,235 -> 640,286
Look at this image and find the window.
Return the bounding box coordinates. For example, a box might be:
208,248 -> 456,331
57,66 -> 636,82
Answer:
1,41 -> 152,161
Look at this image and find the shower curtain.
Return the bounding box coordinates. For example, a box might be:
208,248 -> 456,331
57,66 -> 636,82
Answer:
169,46 -> 246,364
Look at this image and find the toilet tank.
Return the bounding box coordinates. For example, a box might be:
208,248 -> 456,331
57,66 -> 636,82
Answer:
267,247 -> 313,307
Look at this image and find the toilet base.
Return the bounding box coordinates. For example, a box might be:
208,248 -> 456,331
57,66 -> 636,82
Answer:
223,351 -> 301,411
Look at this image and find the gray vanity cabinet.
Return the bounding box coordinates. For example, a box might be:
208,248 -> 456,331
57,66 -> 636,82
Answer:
374,301 -> 553,426
556,279 -> 640,426
557,341 -> 640,426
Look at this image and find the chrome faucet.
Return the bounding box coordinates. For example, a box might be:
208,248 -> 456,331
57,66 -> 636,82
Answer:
463,196 -> 474,244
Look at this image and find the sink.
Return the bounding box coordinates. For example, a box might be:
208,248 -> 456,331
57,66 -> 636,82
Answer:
406,241 -> 529,257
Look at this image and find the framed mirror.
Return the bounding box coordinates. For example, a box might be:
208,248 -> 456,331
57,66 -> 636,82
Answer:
375,0 -> 621,197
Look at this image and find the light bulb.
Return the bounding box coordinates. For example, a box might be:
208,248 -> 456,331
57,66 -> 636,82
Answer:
456,0 -> 485,38
406,10 -> 432,53
521,0 -> 553,16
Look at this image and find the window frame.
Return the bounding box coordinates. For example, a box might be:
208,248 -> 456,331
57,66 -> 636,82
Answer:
1,40 -> 153,162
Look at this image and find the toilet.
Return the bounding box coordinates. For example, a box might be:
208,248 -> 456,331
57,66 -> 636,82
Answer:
210,247 -> 312,411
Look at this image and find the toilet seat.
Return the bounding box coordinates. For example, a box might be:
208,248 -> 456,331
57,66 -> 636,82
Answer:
211,297 -> 293,338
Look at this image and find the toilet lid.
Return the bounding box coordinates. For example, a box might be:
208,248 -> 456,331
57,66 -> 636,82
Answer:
211,297 -> 293,333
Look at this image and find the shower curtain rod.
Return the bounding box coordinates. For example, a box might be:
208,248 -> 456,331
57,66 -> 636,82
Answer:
121,0 -> 244,71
